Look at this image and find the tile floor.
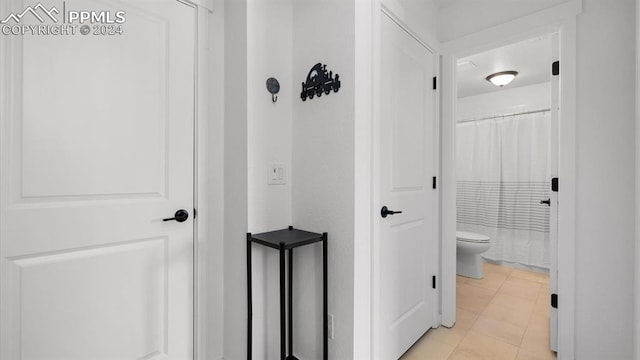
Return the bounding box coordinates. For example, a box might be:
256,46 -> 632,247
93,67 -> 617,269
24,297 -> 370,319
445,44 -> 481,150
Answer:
401,262 -> 556,360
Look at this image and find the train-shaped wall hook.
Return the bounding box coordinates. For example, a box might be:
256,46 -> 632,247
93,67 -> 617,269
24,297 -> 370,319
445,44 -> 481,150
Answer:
300,63 -> 340,101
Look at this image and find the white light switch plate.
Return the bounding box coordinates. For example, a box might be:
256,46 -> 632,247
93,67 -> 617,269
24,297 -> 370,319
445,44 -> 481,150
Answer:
267,164 -> 286,185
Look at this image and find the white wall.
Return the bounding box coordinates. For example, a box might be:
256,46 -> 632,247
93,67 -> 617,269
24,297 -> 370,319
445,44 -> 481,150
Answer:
223,1 -> 248,359
636,1 -> 640,358
247,2 -> 293,233
202,2 -> 225,359
637,0 -> 640,349
353,0 -> 374,358
246,1 -> 293,359
574,1 -> 635,358
456,82 -> 551,121
292,1 -> 356,359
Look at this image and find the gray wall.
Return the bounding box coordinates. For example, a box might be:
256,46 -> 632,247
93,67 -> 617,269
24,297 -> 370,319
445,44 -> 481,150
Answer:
223,1 -> 248,359
574,0 -> 635,358
292,0 -> 356,359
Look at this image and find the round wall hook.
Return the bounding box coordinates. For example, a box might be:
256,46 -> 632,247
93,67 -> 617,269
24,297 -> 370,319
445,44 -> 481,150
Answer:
266,77 -> 280,103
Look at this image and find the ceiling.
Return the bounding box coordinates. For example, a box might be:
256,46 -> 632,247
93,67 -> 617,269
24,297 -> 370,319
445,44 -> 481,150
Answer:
432,0 -> 463,10
456,35 -> 552,98
433,0 -> 565,10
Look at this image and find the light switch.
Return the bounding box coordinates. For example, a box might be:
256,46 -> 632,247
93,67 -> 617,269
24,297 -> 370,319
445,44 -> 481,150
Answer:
268,165 -> 286,185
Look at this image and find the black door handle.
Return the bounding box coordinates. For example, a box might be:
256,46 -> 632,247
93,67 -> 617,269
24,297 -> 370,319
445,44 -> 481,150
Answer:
381,206 -> 403,218
540,199 -> 551,206
163,209 -> 189,222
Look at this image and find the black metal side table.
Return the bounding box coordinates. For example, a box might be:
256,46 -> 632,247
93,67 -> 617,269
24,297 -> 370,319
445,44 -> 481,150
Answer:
247,226 -> 328,360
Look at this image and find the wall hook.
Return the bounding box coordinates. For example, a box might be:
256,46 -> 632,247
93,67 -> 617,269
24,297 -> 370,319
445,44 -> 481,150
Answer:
266,77 -> 280,103
300,63 -> 340,101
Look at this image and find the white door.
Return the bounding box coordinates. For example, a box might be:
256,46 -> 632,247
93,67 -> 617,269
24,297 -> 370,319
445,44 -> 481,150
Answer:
0,1 -> 196,359
549,33 -> 560,352
376,13 -> 438,360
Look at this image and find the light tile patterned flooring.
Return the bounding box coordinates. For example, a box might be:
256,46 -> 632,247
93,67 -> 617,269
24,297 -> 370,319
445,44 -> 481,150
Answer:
401,262 -> 556,360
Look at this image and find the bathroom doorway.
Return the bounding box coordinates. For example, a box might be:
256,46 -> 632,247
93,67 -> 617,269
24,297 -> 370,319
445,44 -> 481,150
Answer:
454,35 -> 558,358
455,36 -> 557,277
402,34 -> 560,359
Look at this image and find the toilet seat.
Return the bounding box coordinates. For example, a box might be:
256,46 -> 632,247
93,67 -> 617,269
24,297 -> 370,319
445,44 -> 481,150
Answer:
456,231 -> 490,244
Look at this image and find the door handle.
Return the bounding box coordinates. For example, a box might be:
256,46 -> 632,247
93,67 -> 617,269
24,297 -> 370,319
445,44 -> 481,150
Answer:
540,199 -> 551,206
381,206 -> 403,218
163,209 -> 189,222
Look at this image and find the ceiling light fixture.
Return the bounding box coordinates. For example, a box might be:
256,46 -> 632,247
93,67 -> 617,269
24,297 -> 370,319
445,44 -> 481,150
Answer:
486,71 -> 518,87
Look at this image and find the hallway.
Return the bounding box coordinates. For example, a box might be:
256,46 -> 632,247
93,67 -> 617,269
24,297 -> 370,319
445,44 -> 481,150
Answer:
401,263 -> 555,360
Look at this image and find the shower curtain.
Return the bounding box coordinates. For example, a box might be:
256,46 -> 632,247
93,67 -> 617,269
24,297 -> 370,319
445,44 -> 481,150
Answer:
456,110 -> 551,270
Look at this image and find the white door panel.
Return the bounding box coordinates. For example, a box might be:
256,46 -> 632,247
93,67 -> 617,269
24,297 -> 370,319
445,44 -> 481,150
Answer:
1,1 -> 196,359
21,12 -> 166,198
378,13 -> 437,360
12,239 -> 168,360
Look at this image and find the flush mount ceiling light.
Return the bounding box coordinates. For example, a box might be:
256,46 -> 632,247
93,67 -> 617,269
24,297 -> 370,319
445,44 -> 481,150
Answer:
486,71 -> 518,87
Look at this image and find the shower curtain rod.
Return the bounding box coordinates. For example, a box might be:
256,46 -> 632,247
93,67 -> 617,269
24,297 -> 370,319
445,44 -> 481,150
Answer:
457,108 -> 551,124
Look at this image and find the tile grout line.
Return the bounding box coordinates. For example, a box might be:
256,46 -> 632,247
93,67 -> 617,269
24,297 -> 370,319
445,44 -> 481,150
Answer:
450,269 -> 509,359
471,273 -> 523,354
404,263 -> 555,360
457,264 -> 551,360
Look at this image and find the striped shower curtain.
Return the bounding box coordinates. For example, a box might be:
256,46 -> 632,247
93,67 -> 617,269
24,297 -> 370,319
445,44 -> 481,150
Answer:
456,111 -> 551,270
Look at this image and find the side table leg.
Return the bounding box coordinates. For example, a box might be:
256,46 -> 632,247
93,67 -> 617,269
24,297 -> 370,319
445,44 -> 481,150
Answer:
288,248 -> 294,358
280,244 -> 286,360
246,234 -> 252,360
323,233 -> 328,360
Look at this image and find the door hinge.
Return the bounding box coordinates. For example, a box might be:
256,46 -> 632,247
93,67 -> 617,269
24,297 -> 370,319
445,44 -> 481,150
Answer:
433,76 -> 437,90
193,208 -> 197,219
432,275 -> 436,289
551,293 -> 558,309
552,61 -> 559,76
551,178 -> 558,192
432,176 -> 437,189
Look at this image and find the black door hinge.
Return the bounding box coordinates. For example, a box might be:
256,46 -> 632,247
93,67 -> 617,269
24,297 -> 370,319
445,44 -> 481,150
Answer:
551,293 -> 558,309
194,208 -> 197,219
432,176 -> 437,189
433,77 -> 437,90
552,61 -> 559,76
551,178 -> 558,192
432,276 -> 436,289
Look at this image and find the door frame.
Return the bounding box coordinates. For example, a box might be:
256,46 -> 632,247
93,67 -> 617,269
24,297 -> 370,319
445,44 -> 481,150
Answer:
0,1 -> 223,359
370,6 -> 441,360
439,1 -> 582,359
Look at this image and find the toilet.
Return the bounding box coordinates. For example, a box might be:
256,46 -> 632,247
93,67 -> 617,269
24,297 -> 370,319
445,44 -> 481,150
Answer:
456,231 -> 491,279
